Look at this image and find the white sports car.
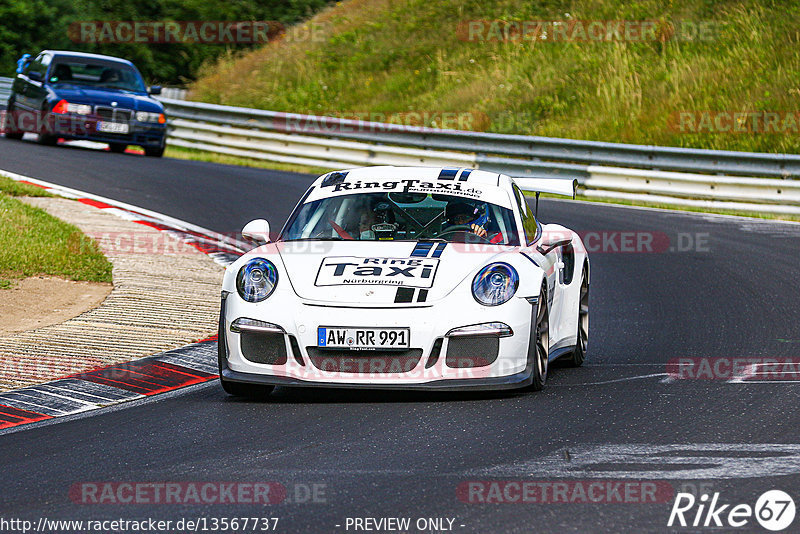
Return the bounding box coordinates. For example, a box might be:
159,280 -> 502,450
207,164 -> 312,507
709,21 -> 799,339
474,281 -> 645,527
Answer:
218,166 -> 589,396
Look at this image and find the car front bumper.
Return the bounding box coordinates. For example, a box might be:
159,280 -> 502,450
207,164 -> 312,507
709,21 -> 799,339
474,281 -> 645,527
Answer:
219,292 -> 537,390
44,114 -> 166,146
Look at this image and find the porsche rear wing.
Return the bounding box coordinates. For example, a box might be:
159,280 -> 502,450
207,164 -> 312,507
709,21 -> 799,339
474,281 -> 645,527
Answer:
511,177 -> 578,218
512,177 -> 578,198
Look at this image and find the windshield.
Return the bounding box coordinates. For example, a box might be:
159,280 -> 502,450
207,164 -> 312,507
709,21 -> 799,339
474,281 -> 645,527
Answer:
48,60 -> 147,93
281,191 -> 520,245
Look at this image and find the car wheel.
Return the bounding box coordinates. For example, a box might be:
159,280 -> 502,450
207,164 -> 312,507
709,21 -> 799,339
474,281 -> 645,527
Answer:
529,283 -> 550,391
37,133 -> 57,146
144,145 -> 165,157
3,102 -> 23,140
109,143 -> 127,153
220,378 -> 275,398
564,270 -> 589,367
37,105 -> 58,146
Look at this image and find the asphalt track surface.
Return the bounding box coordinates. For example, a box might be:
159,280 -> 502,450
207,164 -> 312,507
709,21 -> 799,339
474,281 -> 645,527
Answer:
2,138 -> 800,532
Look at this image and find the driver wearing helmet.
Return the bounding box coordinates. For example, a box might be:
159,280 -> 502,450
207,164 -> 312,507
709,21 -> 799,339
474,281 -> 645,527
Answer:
444,200 -> 488,238
16,54 -> 31,74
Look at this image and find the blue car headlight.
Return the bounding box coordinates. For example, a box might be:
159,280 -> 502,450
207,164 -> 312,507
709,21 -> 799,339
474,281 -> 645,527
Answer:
135,111 -> 166,124
236,258 -> 278,302
472,263 -> 519,306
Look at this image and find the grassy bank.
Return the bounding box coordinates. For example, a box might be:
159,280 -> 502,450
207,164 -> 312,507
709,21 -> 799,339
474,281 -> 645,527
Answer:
189,0 -> 800,155
0,176 -> 112,288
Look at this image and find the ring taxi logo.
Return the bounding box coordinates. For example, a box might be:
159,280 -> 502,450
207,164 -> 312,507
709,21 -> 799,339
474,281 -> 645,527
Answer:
668,489 -> 796,531
315,257 -> 440,288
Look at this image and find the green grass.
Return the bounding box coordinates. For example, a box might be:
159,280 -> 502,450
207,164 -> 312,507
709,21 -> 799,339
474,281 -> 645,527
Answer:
188,0 -> 800,155
0,180 -> 112,289
164,145 -> 330,176
0,175 -> 54,197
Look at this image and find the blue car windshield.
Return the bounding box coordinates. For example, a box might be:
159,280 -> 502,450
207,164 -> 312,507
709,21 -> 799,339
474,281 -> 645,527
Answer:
48,60 -> 147,93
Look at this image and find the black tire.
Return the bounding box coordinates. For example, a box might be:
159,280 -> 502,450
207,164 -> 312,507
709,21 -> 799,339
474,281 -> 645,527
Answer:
3,102 -> 23,140
37,133 -> 57,146
564,269 -> 589,367
529,284 -> 550,391
109,143 -> 127,153
37,105 -> 58,146
144,145 -> 165,157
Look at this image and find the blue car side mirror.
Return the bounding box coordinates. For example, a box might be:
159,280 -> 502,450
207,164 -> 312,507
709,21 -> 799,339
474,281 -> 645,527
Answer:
148,86 -> 162,95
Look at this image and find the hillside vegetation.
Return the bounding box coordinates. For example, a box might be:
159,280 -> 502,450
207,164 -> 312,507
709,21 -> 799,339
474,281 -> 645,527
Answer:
0,0 -> 331,84
189,0 -> 800,154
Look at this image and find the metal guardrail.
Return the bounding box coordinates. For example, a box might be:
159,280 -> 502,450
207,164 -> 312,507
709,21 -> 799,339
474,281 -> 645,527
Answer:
160,98 -> 800,214
0,76 -> 12,103
2,75 -> 799,214
160,98 -> 800,180
158,87 -> 186,100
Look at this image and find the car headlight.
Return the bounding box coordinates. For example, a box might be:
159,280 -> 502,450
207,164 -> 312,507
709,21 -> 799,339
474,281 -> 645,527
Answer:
472,263 -> 519,306
236,258 -> 278,302
68,103 -> 92,115
52,100 -> 91,115
135,111 -> 166,124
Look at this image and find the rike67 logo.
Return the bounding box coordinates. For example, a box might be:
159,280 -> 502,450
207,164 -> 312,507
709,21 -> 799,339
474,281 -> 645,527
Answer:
668,490 -> 796,531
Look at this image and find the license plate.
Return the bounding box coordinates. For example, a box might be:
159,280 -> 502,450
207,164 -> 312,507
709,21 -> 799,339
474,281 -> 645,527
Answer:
317,327 -> 410,349
97,121 -> 129,134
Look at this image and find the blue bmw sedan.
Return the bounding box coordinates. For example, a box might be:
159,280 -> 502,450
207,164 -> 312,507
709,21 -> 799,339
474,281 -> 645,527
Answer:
4,50 -> 167,157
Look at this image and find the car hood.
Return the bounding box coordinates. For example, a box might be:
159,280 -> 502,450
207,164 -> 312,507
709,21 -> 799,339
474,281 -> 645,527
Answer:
51,85 -> 162,111
275,240 -> 512,305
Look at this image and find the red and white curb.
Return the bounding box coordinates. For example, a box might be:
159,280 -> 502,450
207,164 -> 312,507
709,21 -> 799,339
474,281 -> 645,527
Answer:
0,337 -> 219,431
0,169 -> 248,432
0,169 -> 247,266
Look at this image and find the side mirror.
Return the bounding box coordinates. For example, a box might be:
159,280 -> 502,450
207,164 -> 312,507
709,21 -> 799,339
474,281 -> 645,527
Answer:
148,86 -> 162,95
242,219 -> 270,246
27,71 -> 43,82
537,234 -> 572,255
